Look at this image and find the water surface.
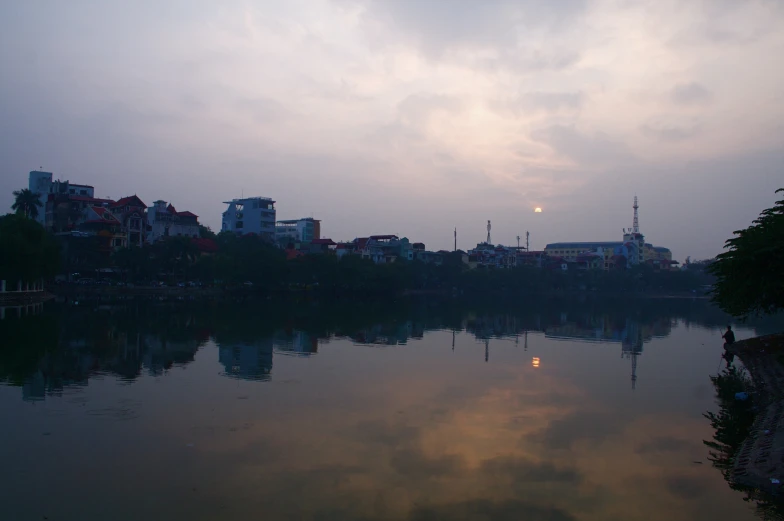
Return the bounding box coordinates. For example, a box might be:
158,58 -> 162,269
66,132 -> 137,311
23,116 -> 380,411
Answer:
0,297 -> 778,520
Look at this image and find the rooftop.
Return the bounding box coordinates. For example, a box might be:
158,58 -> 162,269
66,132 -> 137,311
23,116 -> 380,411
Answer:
223,197 -> 276,204
546,242 -> 624,249
112,195 -> 147,208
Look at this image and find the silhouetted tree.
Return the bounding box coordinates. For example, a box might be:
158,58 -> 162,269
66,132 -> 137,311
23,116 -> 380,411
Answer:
0,214 -> 60,284
709,189 -> 784,317
11,188 -> 42,219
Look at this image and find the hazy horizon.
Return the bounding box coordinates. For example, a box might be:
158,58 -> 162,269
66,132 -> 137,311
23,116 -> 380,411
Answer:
2,1 -> 782,260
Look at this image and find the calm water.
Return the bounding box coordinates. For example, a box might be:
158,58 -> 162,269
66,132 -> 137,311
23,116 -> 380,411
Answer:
1,297 -> 781,521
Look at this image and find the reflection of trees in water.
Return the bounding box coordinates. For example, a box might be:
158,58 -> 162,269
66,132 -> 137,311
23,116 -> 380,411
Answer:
2,297 -> 783,399
704,367 -> 784,520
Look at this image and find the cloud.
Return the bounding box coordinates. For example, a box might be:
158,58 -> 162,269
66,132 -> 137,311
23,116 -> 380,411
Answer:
530,125 -> 634,167
347,0 -> 587,61
671,82 -> 712,105
494,91 -> 584,117
396,93 -> 464,126
640,120 -> 701,142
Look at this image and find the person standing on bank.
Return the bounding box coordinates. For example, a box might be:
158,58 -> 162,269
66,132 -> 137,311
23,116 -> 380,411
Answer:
722,325 -> 736,345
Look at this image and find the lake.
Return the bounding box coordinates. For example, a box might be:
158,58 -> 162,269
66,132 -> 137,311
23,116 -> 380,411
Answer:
1,296 -> 781,521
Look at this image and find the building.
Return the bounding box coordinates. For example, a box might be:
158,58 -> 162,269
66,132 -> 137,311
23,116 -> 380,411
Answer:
81,206 -> 126,250
358,235 -> 414,263
275,217 -> 320,245
517,250 -> 545,268
544,197 -> 674,270
110,196 -> 147,247
222,197 -> 276,241
146,200 -> 200,243
468,242 -> 518,268
29,171 -> 95,225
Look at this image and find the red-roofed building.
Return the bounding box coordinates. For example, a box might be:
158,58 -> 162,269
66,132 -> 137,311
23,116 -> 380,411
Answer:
110,195 -> 147,247
147,200 -> 200,243
81,206 -> 126,250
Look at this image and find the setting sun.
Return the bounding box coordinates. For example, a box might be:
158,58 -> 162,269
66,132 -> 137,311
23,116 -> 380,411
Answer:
534,207 -> 543,213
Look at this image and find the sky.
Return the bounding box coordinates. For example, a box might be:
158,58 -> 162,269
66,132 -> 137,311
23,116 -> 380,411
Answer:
1,0 -> 783,260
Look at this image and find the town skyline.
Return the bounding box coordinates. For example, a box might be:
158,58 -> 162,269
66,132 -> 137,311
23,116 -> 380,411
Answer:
2,1 -> 783,260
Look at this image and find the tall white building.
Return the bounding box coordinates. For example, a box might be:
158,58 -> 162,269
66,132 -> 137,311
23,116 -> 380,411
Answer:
222,197 -> 276,241
28,171 -> 94,224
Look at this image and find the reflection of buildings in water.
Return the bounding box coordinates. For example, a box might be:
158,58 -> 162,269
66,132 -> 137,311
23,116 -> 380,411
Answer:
622,324 -> 644,390
544,313 -> 667,390
347,321 -> 415,346
274,331 -> 318,356
142,336 -> 202,375
218,340 -> 273,381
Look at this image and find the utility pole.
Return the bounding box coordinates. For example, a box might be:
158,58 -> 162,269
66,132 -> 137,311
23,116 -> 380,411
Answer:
516,235 -> 521,249
454,227 -> 457,252
526,231 -> 529,251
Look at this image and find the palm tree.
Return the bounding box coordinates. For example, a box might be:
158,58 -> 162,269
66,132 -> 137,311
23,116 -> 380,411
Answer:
11,188 -> 43,219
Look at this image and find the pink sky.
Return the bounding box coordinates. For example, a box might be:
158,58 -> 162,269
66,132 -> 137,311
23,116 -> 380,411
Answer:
2,0 -> 783,260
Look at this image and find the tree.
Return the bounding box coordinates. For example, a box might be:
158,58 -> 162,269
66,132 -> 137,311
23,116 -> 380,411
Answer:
0,213 -> 60,284
709,189 -> 784,317
199,224 -> 217,240
11,188 -> 42,220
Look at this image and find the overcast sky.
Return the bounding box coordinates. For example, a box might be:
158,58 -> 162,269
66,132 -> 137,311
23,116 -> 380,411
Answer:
2,0 -> 782,260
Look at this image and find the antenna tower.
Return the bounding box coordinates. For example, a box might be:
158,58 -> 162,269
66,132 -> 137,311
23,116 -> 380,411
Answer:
632,196 -> 639,234
516,235 -> 521,248
486,220 -> 491,244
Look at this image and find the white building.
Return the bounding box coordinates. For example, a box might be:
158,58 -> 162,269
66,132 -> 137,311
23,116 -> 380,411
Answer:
222,197 -> 276,241
29,171 -> 94,225
275,217 -> 320,245
146,200 -> 200,243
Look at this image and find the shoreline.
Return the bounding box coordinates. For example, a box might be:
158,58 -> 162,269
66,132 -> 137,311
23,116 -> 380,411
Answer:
728,334 -> 784,491
45,285 -> 710,300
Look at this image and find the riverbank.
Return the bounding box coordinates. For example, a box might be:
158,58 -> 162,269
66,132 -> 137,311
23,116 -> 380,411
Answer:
728,334 -> 784,491
50,284 -> 710,300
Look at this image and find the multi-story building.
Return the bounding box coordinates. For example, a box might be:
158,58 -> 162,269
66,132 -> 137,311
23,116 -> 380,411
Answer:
146,200 -> 200,243
544,197 -> 674,270
468,242 -> 517,268
222,197 -> 276,241
81,206 -> 127,250
275,217 -> 321,245
110,196 -> 147,247
29,171 -> 95,225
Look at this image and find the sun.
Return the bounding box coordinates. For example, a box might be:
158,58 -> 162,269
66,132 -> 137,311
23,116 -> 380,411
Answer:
534,207 -> 543,213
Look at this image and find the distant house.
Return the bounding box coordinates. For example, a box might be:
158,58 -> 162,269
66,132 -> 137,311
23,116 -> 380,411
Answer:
110,195 -> 147,247
304,238 -> 337,254
81,206 -> 126,251
146,200 -> 200,243
468,243 -> 517,268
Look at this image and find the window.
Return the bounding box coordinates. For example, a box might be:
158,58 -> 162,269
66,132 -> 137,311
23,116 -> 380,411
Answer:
80,190 -> 87,195
236,221 -> 244,229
